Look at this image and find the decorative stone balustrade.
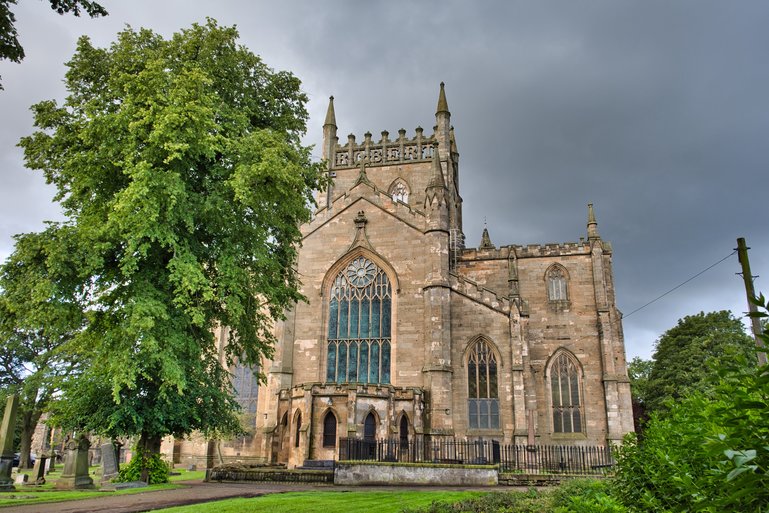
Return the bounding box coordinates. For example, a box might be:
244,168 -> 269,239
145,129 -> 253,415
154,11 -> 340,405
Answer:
332,127 -> 436,169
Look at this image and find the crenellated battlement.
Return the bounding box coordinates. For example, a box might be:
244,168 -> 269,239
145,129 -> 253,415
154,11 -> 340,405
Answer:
331,127 -> 438,169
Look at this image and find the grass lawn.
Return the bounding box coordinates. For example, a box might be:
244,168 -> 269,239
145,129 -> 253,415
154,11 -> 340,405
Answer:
151,491 -> 487,513
0,467 -> 204,508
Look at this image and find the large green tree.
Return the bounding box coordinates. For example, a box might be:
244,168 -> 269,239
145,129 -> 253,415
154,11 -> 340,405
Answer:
0,226 -> 85,468
644,310 -> 755,415
18,19 -> 324,466
0,0 -> 107,89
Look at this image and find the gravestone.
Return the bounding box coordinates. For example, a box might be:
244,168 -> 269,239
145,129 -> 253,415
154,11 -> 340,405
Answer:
47,452 -> 56,474
14,474 -> 28,485
100,442 -> 119,483
0,395 -> 19,491
56,435 -> 95,489
31,455 -> 47,485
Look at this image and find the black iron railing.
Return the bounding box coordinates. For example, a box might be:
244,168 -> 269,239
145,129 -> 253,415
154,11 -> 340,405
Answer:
338,437 -> 615,475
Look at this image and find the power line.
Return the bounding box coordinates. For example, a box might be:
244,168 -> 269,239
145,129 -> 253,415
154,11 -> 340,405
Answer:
623,250 -> 737,319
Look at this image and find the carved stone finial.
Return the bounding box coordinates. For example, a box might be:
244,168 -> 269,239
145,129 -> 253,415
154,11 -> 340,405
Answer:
436,82 -> 450,116
587,203 -> 600,240
324,96 -> 336,127
480,226 -> 494,249
348,211 -> 374,252
354,157 -> 373,187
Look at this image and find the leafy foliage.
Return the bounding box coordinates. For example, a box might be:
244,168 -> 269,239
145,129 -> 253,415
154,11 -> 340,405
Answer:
0,227 -> 85,466
17,19 -> 325,453
644,310 -> 755,415
0,0 -> 106,89
626,356 -> 653,432
115,448 -> 170,484
551,479 -> 627,513
401,490 -> 550,513
612,302 -> 769,512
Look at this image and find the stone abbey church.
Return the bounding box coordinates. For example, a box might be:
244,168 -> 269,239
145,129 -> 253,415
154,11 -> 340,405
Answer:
166,84 -> 634,468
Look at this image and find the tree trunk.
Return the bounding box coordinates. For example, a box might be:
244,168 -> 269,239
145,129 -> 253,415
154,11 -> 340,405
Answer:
18,408 -> 42,469
137,432 -> 162,483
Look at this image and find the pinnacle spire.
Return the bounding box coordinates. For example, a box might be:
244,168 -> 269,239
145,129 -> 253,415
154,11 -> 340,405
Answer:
480,226 -> 494,249
587,203 -> 600,240
436,82 -> 450,116
426,143 -> 446,189
324,95 -> 337,127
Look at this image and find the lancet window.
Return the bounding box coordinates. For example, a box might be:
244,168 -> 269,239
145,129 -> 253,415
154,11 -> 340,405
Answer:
467,338 -> 500,429
322,411 -> 337,448
547,265 -> 569,302
550,352 -> 583,433
326,257 -> 392,385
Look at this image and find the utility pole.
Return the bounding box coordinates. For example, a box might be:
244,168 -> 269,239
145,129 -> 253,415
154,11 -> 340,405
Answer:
736,237 -> 767,365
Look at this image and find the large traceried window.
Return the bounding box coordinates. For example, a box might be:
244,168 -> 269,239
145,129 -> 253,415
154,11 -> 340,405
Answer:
230,361 -> 259,414
467,338 -> 500,429
550,352 -> 583,433
326,256 -> 392,384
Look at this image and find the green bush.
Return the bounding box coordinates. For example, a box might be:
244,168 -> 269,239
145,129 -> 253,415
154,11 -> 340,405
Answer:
551,479 -> 627,513
401,489 -> 551,513
115,449 -> 170,484
612,357 -> 769,512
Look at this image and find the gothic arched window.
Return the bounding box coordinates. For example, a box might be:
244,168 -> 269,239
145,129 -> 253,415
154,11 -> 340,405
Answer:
364,412 -> 377,442
550,352 -> 583,433
322,411 -> 337,448
467,338 -> 500,429
230,360 -> 259,414
389,180 -> 409,204
326,256 -> 392,384
547,265 -> 568,302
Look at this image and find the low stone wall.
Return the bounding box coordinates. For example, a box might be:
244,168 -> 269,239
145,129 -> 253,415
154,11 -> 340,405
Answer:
207,468 -> 334,484
334,462 -> 498,486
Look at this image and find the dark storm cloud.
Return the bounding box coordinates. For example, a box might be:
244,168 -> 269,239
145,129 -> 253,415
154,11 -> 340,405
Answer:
1,0 -> 767,359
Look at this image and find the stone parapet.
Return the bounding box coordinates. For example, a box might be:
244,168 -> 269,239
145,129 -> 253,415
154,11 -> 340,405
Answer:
331,128 -> 437,169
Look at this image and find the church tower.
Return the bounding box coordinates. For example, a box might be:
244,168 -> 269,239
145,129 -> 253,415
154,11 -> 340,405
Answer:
235,84 -> 635,468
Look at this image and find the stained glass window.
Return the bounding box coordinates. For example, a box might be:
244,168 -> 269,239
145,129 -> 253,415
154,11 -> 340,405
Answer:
326,257 -> 392,384
467,339 -> 499,429
230,361 -> 259,414
551,352 -> 583,433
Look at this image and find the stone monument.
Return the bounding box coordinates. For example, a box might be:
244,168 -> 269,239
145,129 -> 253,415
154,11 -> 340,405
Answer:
56,435 -> 95,489
100,442 -> 119,483
0,395 -> 19,491
31,455 -> 47,485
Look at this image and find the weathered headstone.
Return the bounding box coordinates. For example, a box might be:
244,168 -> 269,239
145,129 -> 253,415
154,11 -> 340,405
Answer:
55,435 -> 95,489
47,452 -> 56,474
0,395 -> 19,491
31,455 -> 47,485
100,442 -> 119,483
14,474 -> 28,485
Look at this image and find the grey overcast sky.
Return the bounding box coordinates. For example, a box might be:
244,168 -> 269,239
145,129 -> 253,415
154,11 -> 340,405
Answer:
1,1 -> 767,361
